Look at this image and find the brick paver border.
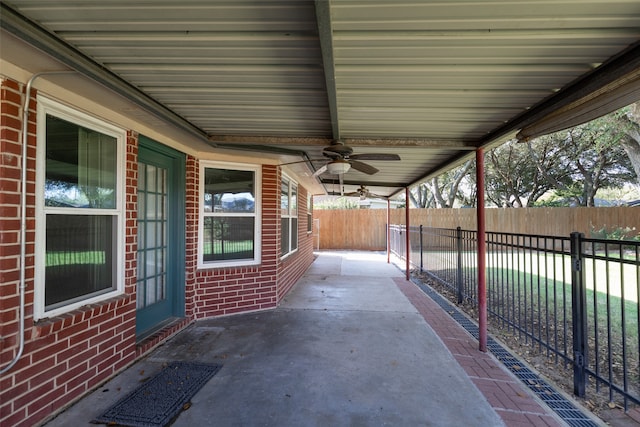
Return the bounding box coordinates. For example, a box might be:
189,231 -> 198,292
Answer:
394,277 -> 566,427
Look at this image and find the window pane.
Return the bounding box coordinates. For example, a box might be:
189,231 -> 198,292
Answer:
281,218 -> 290,256
307,195 -> 313,233
45,214 -> 115,308
203,216 -> 254,261
204,168 -> 254,213
291,218 -> 298,251
291,184 -> 298,213
45,115 -> 117,208
281,179 -> 289,214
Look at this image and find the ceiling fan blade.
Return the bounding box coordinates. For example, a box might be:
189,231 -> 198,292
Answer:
368,193 -> 387,199
349,160 -> 379,175
280,158 -> 326,166
312,164 -> 328,177
349,153 -> 401,161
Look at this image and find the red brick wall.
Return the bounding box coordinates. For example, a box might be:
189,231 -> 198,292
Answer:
0,80 -> 138,427
278,185 -> 315,301
186,162 -> 279,318
184,161 -> 314,318
0,76 -> 315,426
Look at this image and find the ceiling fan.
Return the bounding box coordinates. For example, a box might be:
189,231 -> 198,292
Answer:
312,141 -> 401,177
344,184 -> 387,200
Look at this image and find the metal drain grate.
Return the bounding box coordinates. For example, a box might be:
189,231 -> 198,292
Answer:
411,278 -> 598,427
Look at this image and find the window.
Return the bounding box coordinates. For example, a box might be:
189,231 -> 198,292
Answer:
281,175 -> 298,257
199,162 -> 261,268
35,97 -> 124,319
307,194 -> 313,233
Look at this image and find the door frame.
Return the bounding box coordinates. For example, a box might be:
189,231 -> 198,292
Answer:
136,136 -> 186,338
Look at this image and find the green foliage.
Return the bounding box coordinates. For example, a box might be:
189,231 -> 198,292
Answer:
314,197 -> 359,210
531,195 -> 569,207
415,104 -> 639,208
589,225 -> 640,242
485,140 -> 553,207
47,251 -> 105,266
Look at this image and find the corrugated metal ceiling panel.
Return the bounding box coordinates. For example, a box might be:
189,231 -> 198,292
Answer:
3,0 -> 640,197
14,0 -> 331,137
331,1 -> 640,141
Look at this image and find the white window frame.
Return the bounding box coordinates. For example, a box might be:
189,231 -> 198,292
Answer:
281,174 -> 298,258
198,161 -> 262,269
34,97 -> 125,320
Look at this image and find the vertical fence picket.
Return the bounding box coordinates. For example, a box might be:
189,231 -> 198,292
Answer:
456,227 -> 463,304
571,232 -> 587,398
419,224 -> 424,272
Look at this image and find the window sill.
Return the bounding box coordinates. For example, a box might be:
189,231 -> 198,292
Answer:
32,294 -> 133,339
197,258 -> 262,270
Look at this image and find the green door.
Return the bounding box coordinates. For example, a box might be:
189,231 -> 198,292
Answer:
136,137 -> 185,338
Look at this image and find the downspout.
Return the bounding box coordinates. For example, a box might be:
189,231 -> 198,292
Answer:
476,148 -> 488,352
0,71 -> 75,374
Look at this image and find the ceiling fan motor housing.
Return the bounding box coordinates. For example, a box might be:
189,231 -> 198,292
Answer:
323,142 -> 354,158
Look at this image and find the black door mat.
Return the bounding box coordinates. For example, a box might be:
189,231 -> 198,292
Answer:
93,361 -> 222,427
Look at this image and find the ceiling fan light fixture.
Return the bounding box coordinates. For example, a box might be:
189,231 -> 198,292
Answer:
326,159 -> 351,174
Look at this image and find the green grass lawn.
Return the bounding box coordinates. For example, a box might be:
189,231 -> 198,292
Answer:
426,248 -> 640,356
475,251 -> 639,337
424,247 -> 640,402
46,251 -> 105,266
203,240 -> 253,254
425,249 -> 640,302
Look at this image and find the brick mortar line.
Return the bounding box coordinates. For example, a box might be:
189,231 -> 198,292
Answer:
466,374 -> 522,384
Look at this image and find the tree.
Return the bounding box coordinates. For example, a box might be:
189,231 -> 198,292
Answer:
610,102 -> 640,187
484,140 -> 560,207
409,160 -> 473,208
409,104 -> 639,209
313,196 -> 359,210
530,116 -> 635,206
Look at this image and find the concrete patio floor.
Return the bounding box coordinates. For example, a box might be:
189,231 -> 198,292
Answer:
43,251 -> 576,427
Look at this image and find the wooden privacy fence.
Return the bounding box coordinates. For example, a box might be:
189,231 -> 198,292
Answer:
313,207 -> 640,250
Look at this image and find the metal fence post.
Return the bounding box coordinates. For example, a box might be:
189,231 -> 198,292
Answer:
570,231 -> 587,397
419,224 -> 424,272
456,226 -> 463,304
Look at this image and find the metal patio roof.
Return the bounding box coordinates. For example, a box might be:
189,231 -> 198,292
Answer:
2,0 -> 640,198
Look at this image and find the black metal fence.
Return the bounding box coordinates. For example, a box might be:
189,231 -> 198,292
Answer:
390,224 -> 640,410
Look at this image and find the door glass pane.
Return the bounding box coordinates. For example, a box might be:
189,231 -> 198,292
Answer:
146,164 -> 156,194
146,193 -> 157,220
145,277 -> 156,306
146,222 -> 156,248
157,273 -> 165,300
137,162 -> 168,309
